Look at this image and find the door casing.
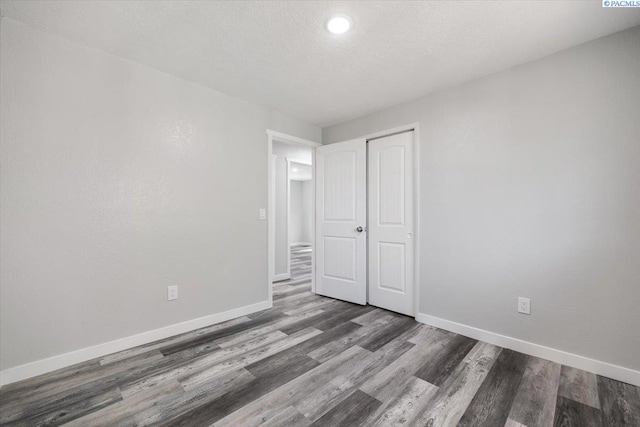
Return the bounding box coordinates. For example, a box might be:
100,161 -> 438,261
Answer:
318,124 -> 420,317
266,130 -> 321,307
267,124 -> 420,318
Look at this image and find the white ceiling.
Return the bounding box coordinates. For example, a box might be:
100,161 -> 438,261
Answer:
2,1 -> 639,127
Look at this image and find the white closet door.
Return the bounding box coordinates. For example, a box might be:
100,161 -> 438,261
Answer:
368,131 -> 414,315
315,138 -> 367,305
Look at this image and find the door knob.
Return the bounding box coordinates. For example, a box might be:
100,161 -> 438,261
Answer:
356,226 -> 364,233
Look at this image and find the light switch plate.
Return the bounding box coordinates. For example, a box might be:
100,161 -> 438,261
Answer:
259,208 -> 266,220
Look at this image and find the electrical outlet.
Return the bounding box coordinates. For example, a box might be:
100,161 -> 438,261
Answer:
168,285 -> 178,301
518,297 -> 530,315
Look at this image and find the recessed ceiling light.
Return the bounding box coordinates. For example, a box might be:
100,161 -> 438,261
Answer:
326,14 -> 352,34
292,168 -> 298,172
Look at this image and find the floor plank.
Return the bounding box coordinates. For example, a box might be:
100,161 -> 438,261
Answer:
307,315 -> 395,363
359,327 -> 447,403
260,406 -> 310,427
19,386 -> 123,427
65,379 -> 184,427
309,389 -> 381,426
598,375 -> 640,426
413,331 -> 478,386
458,349 -> 528,427
294,339 -> 414,421
505,418 -> 528,427
213,346 -> 372,427
413,341 -> 503,426
160,354 -> 319,426
365,376 -> 438,426
354,315 -> 416,352
507,357 -> 562,427
553,395 -> 603,427
558,365 -> 600,409
133,369 -> 256,426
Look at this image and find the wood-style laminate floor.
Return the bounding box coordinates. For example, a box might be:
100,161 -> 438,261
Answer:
1,245 -> 639,426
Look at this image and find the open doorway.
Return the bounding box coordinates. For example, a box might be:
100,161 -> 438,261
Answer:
272,144 -> 312,283
287,160 -> 313,285
266,130 -> 321,304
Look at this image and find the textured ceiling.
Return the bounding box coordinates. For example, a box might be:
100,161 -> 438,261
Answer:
2,1 -> 639,126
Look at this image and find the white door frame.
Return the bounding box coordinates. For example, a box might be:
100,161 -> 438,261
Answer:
273,155 -> 292,283
266,130 -> 321,306
362,123 -> 420,319
267,125 -> 418,318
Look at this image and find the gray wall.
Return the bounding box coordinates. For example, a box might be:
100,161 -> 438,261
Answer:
273,152 -> 288,278
301,180 -> 313,244
290,180 -> 313,244
0,19 -> 320,371
272,142 -> 312,277
323,26 -> 640,371
290,181 -> 304,244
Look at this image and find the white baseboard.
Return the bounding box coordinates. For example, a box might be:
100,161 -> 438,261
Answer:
0,300 -> 271,387
416,313 -> 640,387
273,273 -> 291,282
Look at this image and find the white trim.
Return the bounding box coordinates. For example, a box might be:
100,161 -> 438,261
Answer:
311,149 -> 317,293
416,312 -> 640,387
266,130 -> 320,306
0,300 -> 271,387
364,123 -> 418,141
268,153 -> 276,304
413,124 -> 420,319
291,242 -> 312,246
285,158 -> 291,279
272,273 -> 291,282
267,129 -> 322,148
